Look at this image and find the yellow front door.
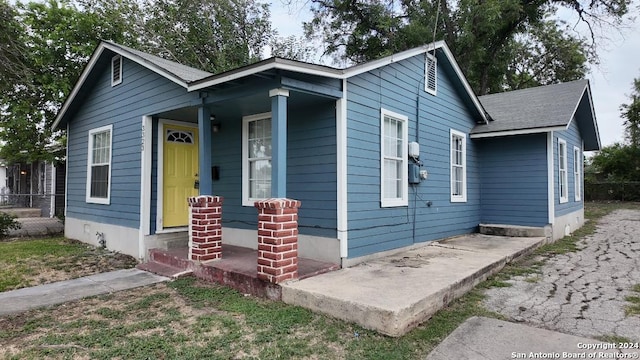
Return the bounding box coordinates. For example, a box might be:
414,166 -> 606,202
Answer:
163,123 -> 199,228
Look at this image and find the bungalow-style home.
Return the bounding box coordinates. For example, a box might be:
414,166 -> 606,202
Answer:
52,40 -> 599,267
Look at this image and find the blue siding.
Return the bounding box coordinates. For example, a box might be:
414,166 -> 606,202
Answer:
346,54 -> 481,258
211,101 -> 338,237
478,134 -> 549,226
66,55 -> 199,229
554,119 -> 583,217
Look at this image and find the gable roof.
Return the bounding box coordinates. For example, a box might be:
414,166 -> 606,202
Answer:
53,41 -> 213,130
104,41 -> 213,84
54,40 -> 487,130
470,79 -> 600,150
188,41 -> 488,123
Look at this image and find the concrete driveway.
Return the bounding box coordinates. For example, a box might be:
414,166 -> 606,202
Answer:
483,209 -> 640,340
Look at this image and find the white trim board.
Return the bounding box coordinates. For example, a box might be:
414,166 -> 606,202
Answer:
336,79 -> 348,259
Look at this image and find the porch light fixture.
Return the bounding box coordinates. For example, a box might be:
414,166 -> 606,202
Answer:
20,170 -> 27,175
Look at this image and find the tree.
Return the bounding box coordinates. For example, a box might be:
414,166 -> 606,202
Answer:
304,0 -> 629,95
620,78 -> 640,148
0,0 -> 277,165
0,0 -> 31,95
140,0 -> 273,74
590,143 -> 640,181
269,35 -> 316,62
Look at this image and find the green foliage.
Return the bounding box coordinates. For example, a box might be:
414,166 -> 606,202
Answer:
305,0 -> 627,95
0,0 -> 276,165
620,78 -> 640,148
590,143 -> 640,181
0,213 -> 21,238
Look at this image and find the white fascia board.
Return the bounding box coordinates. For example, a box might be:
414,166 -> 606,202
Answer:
53,42 -> 190,131
52,43 -> 107,131
470,126 -> 567,139
342,42 -> 442,77
189,62 -> 344,92
439,43 -> 488,124
102,43 -> 189,89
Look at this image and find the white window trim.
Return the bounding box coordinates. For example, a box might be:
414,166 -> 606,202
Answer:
242,112 -> 272,207
86,124 -> 113,204
558,138 -> 568,204
450,129 -> 467,203
425,53 -> 437,95
380,108 -> 409,207
574,146 -> 581,201
111,55 -> 122,86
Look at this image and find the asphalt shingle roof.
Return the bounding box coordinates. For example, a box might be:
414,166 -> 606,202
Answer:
472,79 -> 589,134
105,41 -> 213,83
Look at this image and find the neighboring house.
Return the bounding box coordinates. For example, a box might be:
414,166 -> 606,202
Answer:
52,40 -> 599,266
5,160 -> 66,217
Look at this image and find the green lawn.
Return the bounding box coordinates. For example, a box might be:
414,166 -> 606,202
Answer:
0,237 -> 137,292
0,202 -> 637,359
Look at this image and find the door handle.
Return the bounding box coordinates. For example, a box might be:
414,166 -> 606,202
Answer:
194,180 -> 200,189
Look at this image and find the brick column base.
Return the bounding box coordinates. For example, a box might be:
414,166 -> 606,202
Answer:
188,196 -> 223,262
255,198 -> 301,283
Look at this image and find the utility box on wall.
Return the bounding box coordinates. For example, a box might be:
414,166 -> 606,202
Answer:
409,163 -> 420,184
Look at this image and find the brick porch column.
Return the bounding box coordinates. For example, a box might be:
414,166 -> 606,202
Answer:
188,195 -> 223,262
255,198 -> 301,283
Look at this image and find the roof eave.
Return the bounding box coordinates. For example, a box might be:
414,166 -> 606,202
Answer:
470,125 -> 567,139
52,43 -> 106,131
53,41 -> 193,131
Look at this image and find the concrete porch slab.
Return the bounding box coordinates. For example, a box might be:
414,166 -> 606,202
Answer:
281,234 -> 546,337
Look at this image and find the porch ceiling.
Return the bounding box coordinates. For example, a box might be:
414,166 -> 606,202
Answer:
156,91 -> 333,123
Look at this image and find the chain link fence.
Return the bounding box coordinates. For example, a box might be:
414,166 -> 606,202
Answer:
585,182 -> 640,202
0,193 -> 64,237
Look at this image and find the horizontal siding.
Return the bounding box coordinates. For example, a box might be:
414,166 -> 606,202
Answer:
555,119 -> 583,217
66,55 -> 199,229
478,134 -> 549,227
211,100 -> 337,237
346,53 -> 481,258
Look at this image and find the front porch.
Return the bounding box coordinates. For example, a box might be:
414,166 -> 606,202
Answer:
138,245 -> 339,300
139,195 -> 339,300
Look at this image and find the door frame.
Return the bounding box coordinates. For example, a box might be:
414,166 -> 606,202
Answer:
156,118 -> 199,233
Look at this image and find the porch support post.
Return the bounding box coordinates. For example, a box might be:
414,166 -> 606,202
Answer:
255,198 -> 300,283
269,88 -> 289,198
188,195 -> 223,261
197,105 -> 213,195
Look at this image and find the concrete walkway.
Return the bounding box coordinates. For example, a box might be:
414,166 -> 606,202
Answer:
282,234 -> 547,336
426,317 -> 637,360
0,268 -> 169,316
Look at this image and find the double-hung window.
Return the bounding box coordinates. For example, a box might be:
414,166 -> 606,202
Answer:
450,129 -> 467,202
574,146 -> 581,201
242,113 -> 272,206
380,109 -> 408,207
558,138 -> 568,203
86,125 -> 113,204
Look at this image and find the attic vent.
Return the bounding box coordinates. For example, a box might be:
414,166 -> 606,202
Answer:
111,55 -> 122,86
425,53 -> 437,95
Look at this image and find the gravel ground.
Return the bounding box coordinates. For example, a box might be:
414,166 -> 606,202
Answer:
483,209 -> 640,340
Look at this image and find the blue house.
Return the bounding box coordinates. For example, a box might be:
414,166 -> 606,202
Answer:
52,40 -> 599,267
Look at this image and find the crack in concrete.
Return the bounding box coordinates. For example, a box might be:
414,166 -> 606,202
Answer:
483,209 -> 640,340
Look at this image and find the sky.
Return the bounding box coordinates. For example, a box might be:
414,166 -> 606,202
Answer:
270,1 -> 640,149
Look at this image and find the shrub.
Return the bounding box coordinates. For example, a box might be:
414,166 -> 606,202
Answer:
0,213 -> 21,238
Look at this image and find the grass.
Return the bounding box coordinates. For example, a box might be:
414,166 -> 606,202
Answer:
625,284 -> 640,316
0,278 -> 504,360
0,201 -> 637,359
0,237 -> 137,292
